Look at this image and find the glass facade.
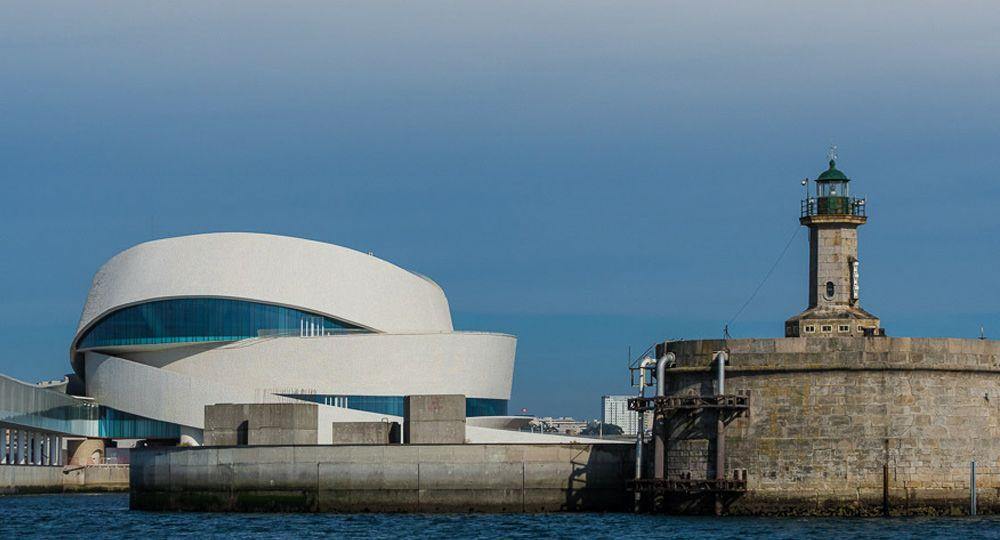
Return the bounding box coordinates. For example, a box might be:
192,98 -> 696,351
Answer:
285,394 -> 508,417
0,374 -> 99,437
77,297 -> 365,349
98,407 -> 182,439
1,375 -> 186,439
464,398 -> 509,418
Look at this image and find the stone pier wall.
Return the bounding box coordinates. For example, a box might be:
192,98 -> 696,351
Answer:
0,464 -> 129,495
130,443 -> 633,512
657,337 -> 1000,515
0,465 -> 63,494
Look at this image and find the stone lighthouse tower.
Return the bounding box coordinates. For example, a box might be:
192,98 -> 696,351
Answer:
785,154 -> 881,337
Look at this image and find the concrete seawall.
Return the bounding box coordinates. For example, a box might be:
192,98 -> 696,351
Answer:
130,444 -> 634,512
1,464 -> 129,495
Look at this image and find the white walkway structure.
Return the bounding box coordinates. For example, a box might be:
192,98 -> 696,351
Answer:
0,427 -> 62,466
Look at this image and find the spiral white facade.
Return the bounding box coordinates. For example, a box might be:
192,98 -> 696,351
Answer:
68,233 -> 527,443
76,232 -> 452,338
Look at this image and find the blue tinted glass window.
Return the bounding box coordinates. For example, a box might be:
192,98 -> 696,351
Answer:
77,298 -> 365,349
284,395 -> 507,418
98,406 -> 182,439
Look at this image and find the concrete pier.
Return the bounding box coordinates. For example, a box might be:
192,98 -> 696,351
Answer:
650,337 -> 1000,515
130,443 -> 634,512
1,464 -> 129,495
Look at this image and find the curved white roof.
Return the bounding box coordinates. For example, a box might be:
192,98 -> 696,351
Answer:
73,233 -> 453,343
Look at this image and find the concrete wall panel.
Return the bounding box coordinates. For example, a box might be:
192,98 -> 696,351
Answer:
131,443 -> 634,513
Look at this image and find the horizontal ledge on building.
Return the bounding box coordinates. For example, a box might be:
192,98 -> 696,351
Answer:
667,364 -> 1000,375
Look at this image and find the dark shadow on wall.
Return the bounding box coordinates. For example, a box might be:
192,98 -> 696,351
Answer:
562,444 -> 634,512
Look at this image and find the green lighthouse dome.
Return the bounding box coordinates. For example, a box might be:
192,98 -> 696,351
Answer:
817,159 -> 849,182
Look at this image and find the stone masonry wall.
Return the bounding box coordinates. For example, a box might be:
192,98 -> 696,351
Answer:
657,337 -> 1000,515
811,225 -> 858,308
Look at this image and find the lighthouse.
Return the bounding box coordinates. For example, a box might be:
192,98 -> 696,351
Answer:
785,153 -> 882,337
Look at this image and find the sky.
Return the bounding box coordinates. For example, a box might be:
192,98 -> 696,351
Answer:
1,1 -> 998,420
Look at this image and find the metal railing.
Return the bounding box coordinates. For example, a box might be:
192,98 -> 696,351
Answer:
801,196 -> 867,218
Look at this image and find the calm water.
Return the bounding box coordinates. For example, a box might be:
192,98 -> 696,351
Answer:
2,494 -> 999,539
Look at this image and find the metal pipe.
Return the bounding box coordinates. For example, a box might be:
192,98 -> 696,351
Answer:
634,356 -> 656,512
656,353 -> 674,398
653,353 -> 675,481
713,350 -> 728,516
715,350 -> 728,396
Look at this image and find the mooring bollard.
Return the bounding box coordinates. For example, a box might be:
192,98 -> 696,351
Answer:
970,460 -> 977,516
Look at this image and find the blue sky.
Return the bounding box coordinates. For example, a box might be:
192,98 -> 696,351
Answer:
1,2 -> 998,419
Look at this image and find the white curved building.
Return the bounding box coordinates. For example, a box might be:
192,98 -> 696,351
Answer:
68,233 -> 535,443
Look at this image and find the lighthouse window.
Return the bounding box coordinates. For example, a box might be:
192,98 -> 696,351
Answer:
825,281 -> 835,299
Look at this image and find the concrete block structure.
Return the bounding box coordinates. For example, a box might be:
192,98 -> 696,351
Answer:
248,403 -> 319,445
330,422 -> 399,445
403,395 -> 466,444
130,443 -> 634,512
204,403 -> 318,446
203,404 -> 250,446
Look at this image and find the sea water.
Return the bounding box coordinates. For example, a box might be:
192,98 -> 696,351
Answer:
2,494 -> 999,539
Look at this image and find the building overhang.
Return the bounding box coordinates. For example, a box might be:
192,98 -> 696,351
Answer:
800,214 -> 867,227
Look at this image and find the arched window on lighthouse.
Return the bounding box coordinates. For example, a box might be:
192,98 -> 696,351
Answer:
825,281 -> 836,299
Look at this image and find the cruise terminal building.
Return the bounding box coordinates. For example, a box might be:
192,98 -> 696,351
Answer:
4,233 -> 571,453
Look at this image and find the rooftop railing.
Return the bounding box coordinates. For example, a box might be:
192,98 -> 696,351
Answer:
801,196 -> 867,218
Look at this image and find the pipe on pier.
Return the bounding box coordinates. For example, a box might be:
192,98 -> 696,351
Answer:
653,352 -> 675,481
713,350 -> 729,516
634,356 -> 657,512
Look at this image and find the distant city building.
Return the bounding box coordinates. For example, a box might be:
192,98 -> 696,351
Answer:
602,395 -> 639,436
532,417 -> 589,435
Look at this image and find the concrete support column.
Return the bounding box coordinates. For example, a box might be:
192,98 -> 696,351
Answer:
17,429 -> 28,465
31,432 -> 41,465
53,436 -> 61,466
1,428 -> 7,464
42,436 -> 50,466
17,430 -> 26,465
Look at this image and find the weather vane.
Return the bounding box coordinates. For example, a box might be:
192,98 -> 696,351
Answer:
828,144 -> 838,162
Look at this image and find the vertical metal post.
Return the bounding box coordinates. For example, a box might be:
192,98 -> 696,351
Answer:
970,460 -> 977,516
634,412 -> 644,512
882,463 -> 889,516
634,356 -> 656,513
714,412 -> 725,516
713,351 -> 728,516
653,353 -> 674,482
